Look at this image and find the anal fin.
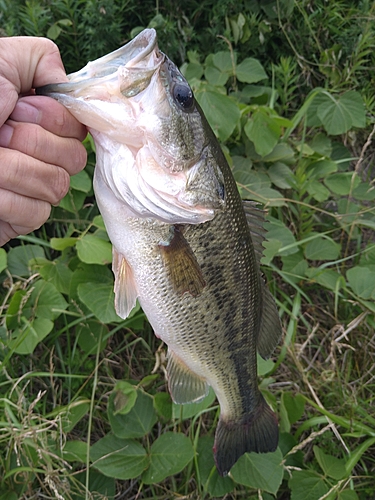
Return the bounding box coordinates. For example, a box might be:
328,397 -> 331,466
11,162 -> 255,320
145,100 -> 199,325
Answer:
159,225 -> 205,297
167,349 -> 209,404
112,248 -> 138,319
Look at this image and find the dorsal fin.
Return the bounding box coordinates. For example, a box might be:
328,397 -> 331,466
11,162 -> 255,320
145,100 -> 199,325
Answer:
242,201 -> 267,267
242,201 -> 282,357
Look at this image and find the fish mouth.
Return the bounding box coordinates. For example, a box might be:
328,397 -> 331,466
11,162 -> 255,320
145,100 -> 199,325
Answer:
36,28 -> 162,102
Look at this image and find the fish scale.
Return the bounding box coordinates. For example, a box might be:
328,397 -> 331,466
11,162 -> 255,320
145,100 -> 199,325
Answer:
36,28 -> 282,476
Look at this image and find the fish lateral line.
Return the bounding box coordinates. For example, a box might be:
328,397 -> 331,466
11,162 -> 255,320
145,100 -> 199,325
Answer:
158,224 -> 206,297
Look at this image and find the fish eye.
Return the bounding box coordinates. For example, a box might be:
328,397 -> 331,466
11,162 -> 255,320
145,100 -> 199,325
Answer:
173,83 -> 194,111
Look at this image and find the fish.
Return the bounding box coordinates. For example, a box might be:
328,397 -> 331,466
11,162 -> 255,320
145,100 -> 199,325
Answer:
37,28 -> 282,476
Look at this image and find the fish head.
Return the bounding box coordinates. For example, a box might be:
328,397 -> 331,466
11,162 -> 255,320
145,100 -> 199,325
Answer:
37,29 -> 225,224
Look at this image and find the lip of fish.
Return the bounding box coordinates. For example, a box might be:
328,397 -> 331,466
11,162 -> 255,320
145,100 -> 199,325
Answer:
37,28 -> 162,100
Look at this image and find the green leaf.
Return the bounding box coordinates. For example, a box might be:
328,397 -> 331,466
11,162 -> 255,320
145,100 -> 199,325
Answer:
268,162 -> 295,189
313,446 -> 347,480
324,172 -> 360,195
181,61 -> 204,81
346,266 -> 375,300
142,432 -> 194,484
0,248 -> 7,273
90,434 -> 148,480
59,188 -> 86,213
338,490 -> 359,500
204,65 -> 229,86
197,435 -> 234,496
282,392 -> 305,425
25,280 -> 68,321
50,237 -> 78,251
304,236 -> 341,261
73,469 -> 115,499
76,320 -> 108,354
153,392 -> 172,420
76,234 -> 112,265
62,440 -> 88,463
306,180 -> 331,202
11,317 -> 54,355
112,381 -> 138,415
281,252 -> 309,283
230,448 -> 283,494
236,57 -> 267,83
38,259 -> 73,295
307,159 -> 337,179
289,470 -> 329,500
70,169 -> 92,192
77,282 -> 119,323
245,108 -> 281,157
196,89 -> 240,141
108,389 -> 157,438
264,217 -> 298,256
306,268 -> 344,291
62,402 -> 90,433
7,244 -> 45,277
257,353 -> 275,376
212,51 -> 235,72
172,387 -> 216,420
317,91 -> 366,135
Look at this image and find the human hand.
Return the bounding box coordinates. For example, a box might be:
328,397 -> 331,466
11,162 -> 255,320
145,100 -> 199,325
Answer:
0,37 -> 87,246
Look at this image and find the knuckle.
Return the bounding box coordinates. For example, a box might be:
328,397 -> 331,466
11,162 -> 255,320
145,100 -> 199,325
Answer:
49,167 -> 70,204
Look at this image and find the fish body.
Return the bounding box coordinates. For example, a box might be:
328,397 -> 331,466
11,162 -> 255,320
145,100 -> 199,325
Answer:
37,29 -> 281,475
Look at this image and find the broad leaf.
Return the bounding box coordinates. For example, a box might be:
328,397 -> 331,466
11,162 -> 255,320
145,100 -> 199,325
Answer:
11,317 -> 54,354
196,89 -> 240,141
230,448 -> 283,494
108,390 -> 157,438
24,280 -> 68,321
142,432 -> 194,484
347,267 -> 375,300
245,108 -> 281,157
289,470 -> 329,500
317,91 -> 366,135
91,435 -> 148,480
236,57 -> 267,83
70,169 -> 92,192
78,282 -> 119,323
313,446 -> 347,480
0,248 -> 7,274
197,436 -> 234,497
76,234 -> 112,265
7,244 -> 45,277
304,236 -> 341,261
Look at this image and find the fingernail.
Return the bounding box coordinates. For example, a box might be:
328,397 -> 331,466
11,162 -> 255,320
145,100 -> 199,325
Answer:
10,101 -> 41,124
0,123 -> 14,147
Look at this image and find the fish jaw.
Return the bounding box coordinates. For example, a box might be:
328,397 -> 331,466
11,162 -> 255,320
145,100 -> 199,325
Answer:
36,29 -> 163,142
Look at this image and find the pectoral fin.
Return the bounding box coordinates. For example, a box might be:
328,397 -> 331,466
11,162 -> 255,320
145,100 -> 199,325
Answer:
159,225 -> 205,297
167,349 -> 209,404
112,248 -> 138,319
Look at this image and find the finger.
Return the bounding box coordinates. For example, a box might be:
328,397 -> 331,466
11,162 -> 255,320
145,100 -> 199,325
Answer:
0,148 -> 71,205
0,187 -> 51,237
0,120 -> 87,177
0,37 -> 68,126
10,95 -> 87,141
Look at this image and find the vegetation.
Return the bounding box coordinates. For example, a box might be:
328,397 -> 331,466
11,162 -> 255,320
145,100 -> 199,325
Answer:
0,0 -> 375,498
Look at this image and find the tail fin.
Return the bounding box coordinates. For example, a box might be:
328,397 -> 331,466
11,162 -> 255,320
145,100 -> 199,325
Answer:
213,397 -> 279,476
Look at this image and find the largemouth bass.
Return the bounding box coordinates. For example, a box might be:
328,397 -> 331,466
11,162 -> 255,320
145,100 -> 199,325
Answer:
37,28 -> 282,476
